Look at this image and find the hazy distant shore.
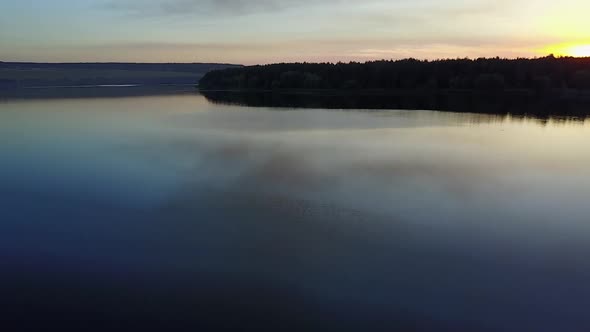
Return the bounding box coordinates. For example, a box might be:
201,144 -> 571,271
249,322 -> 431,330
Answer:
0,62 -> 241,89
0,84 -> 199,100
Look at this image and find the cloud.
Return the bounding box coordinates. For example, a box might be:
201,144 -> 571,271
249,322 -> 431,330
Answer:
2,33 -> 551,64
104,0 -> 510,18
2,0 -> 548,63
102,0 -> 344,16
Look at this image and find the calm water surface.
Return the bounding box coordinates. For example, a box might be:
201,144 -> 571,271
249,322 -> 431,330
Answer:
2,91 -> 590,331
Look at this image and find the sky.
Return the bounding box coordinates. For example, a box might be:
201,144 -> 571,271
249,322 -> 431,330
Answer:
0,0 -> 589,64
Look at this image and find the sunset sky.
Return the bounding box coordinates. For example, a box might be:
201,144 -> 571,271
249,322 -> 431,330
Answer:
1,0 -> 589,64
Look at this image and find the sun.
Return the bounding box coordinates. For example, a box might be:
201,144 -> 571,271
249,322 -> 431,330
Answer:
567,45 -> 590,57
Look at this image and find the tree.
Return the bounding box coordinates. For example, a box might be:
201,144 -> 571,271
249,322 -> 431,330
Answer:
574,70 -> 590,90
474,73 -> 505,91
199,56 -> 590,93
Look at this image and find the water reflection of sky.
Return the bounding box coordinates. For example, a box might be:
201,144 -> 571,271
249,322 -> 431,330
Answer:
2,93 -> 590,331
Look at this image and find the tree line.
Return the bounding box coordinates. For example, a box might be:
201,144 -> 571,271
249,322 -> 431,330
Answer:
199,55 -> 590,93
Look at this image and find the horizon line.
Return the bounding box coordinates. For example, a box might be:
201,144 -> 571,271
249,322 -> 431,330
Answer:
2,54 -> 590,66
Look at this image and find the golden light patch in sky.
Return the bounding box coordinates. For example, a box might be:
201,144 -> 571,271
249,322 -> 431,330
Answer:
543,43 -> 590,58
568,45 -> 590,57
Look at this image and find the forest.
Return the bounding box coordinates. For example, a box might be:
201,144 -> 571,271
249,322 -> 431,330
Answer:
199,55 -> 590,94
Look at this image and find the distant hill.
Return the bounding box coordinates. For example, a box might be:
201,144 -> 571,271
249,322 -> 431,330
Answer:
0,62 -> 242,89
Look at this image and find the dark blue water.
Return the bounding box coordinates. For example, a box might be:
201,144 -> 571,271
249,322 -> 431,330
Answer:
2,91 -> 590,331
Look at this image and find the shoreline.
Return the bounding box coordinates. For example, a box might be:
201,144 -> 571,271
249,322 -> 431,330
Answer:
200,89 -> 590,118
198,88 -> 590,102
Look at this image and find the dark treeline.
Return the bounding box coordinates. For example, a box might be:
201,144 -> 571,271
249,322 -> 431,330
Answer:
199,56 -> 590,94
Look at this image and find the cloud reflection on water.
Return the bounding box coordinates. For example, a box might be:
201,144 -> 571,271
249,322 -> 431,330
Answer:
2,93 -> 590,331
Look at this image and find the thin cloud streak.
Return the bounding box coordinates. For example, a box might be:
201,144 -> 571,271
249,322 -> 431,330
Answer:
102,0 -> 348,16
1,36 -> 552,64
